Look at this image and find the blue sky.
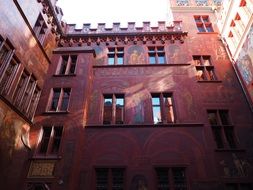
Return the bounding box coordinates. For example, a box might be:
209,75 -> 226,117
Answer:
57,0 -> 171,28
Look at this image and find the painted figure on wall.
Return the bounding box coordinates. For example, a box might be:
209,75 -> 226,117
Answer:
127,45 -> 145,65
237,54 -> 253,85
94,46 -> 107,65
167,44 -> 190,64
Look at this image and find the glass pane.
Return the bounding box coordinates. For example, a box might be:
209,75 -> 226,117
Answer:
197,25 -> 206,32
194,16 -> 201,22
112,168 -> 124,190
226,184 -> 238,190
212,127 -> 224,149
50,88 -> 61,111
158,54 -> 165,64
207,111 -> 218,125
60,88 -> 70,111
153,106 -> 161,124
40,127 -> 51,153
156,168 -> 169,190
103,97 -> 113,124
219,110 -> 231,125
224,127 -> 236,149
108,57 -> 114,65
96,168 -> 108,190
116,98 -> 124,124
164,96 -> 175,123
172,168 -> 187,190
152,97 -> 160,105
149,55 -> 156,64
60,56 -> 68,74
117,56 -> 124,65
206,25 -> 213,32
51,127 -> 63,154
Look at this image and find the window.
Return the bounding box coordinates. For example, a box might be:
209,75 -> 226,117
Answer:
26,183 -> 51,190
151,93 -> 175,124
33,13 -> 48,44
95,168 -> 125,190
27,87 -> 41,120
49,88 -> 71,112
195,0 -> 208,6
107,47 -> 124,65
0,55 -> 20,95
225,183 -> 252,190
194,15 -> 213,32
148,46 -> 166,64
193,56 -> 217,81
177,0 -> 189,6
156,167 -> 187,190
39,126 -> 63,155
207,110 -> 237,149
57,55 -> 77,75
103,94 -> 124,124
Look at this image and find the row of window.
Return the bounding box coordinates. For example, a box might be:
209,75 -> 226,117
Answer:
95,167 -> 187,190
0,36 -> 41,120
56,53 -> 217,81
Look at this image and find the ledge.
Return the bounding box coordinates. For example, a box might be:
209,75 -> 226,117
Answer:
197,80 -> 222,83
53,74 -> 76,77
43,111 -> 69,115
93,63 -> 191,68
30,156 -> 62,160
85,123 -> 204,128
197,32 -> 219,34
0,94 -> 33,125
215,149 -> 246,152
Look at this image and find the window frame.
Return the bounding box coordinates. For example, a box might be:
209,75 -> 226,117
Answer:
47,87 -> 71,112
56,54 -> 78,75
33,13 -> 48,45
193,55 -> 217,81
148,46 -> 166,64
151,93 -> 176,124
207,110 -> 238,149
37,125 -> 64,156
103,94 -> 125,125
107,47 -> 124,65
194,15 -> 214,33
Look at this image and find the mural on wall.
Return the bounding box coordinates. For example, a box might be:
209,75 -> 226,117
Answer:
127,45 -> 146,65
94,46 -> 107,65
167,44 -> 191,64
236,24 -> 253,102
219,153 -> 253,177
0,102 -> 31,170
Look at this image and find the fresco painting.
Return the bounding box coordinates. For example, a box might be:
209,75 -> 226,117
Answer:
127,45 -> 146,65
236,25 -> 253,102
94,46 -> 107,65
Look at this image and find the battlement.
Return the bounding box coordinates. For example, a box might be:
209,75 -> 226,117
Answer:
65,21 -> 183,34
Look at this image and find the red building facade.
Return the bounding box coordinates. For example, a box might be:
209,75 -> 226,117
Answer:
0,0 -> 253,190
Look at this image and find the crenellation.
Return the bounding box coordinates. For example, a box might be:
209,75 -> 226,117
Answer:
65,21 -> 183,34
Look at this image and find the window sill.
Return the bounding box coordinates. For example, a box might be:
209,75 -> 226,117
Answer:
43,111 -> 69,114
53,74 -> 76,77
197,32 -> 218,34
85,123 -> 204,128
93,63 -> 191,68
215,149 -> 246,152
30,155 -> 62,160
197,80 -> 222,83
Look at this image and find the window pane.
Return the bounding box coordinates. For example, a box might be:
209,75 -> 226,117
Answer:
172,168 -> 187,190
224,127 -> 236,149
108,57 -> 114,65
152,97 -> 160,105
226,184 -> 238,190
197,25 -> 206,32
50,88 -> 61,111
158,54 -> 166,64
117,56 -> 124,65
116,97 -> 124,124
219,110 -> 231,125
149,54 -> 156,64
60,88 -> 70,111
96,168 -> 108,190
153,106 -> 161,124
51,127 -> 63,154
103,97 -> 113,124
0,46 -> 10,67
193,56 -> 202,65
39,127 -> 52,154
212,127 -> 224,149
207,111 -> 218,125
206,25 -> 213,32
60,56 -> 68,74
112,168 -> 124,190
156,168 -> 169,190
164,96 -> 175,123
69,55 -> 77,74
